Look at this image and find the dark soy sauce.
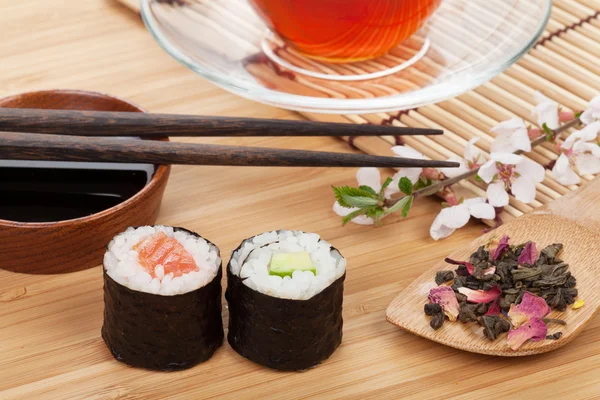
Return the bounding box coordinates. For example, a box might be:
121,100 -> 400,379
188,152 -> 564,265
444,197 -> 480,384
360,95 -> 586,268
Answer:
0,161 -> 155,222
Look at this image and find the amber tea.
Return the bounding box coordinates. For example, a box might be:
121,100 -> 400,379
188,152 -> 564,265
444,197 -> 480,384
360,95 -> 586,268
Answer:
250,0 -> 441,62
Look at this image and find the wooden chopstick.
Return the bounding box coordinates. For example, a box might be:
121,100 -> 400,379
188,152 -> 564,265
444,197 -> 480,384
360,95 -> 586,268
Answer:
0,108 -> 443,137
0,132 -> 460,168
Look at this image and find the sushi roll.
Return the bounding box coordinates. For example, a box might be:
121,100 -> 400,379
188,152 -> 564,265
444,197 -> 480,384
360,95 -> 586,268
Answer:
102,226 -> 223,371
226,229 -> 346,371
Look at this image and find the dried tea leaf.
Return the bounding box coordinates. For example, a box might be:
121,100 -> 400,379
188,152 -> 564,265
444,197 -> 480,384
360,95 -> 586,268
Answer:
546,332 -> 563,340
435,271 -> 454,286
479,315 -> 511,340
430,312 -> 445,330
424,303 -> 442,316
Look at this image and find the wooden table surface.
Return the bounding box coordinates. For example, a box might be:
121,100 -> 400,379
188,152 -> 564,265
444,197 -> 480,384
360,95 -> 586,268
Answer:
1,1 -> 599,399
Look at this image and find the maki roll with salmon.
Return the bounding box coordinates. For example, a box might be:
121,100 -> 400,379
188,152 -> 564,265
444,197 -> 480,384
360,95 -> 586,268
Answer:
102,226 -> 223,371
226,229 -> 346,371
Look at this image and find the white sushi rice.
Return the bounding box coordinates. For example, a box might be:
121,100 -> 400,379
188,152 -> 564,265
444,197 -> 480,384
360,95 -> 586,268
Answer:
104,226 -> 221,296
229,230 -> 346,300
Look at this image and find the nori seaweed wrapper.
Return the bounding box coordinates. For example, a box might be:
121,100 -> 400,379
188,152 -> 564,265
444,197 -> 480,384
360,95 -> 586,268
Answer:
225,238 -> 345,371
101,227 -> 224,371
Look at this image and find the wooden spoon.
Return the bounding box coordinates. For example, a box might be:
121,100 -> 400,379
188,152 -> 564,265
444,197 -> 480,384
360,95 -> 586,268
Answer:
386,176 -> 600,356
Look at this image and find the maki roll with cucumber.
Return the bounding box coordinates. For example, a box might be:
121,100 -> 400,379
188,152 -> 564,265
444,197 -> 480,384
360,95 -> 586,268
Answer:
102,226 -> 223,371
226,229 -> 346,371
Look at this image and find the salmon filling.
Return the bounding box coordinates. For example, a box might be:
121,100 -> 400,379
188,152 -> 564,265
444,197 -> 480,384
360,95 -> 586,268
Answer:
134,232 -> 198,277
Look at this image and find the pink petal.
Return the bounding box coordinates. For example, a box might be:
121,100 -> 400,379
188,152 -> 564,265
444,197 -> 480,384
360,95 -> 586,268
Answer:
486,298 -> 501,316
428,286 -> 460,322
458,285 -> 501,303
445,257 -> 475,276
507,317 -> 548,350
517,242 -> 538,265
491,235 -> 510,260
508,292 -> 551,328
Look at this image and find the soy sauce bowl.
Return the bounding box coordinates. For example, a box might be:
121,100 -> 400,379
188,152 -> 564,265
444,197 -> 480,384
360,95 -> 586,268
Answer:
0,90 -> 170,274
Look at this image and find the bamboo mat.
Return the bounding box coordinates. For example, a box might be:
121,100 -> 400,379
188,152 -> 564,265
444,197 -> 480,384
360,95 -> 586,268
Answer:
121,0 -> 600,225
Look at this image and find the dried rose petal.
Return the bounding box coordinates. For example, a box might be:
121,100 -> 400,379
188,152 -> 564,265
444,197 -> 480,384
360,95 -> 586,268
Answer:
480,265 -> 496,277
518,242 -> 538,265
458,285 -> 501,303
486,298 -> 501,316
507,317 -> 547,350
491,235 -> 510,260
445,258 -> 475,275
508,292 -> 551,328
428,286 -> 460,322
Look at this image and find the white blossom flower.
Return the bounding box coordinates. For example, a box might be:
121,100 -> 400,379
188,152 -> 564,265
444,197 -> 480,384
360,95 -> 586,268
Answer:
551,123 -> 600,185
580,95 -> 600,125
532,91 -> 559,130
333,168 -> 384,225
478,153 -> 545,207
430,197 -> 495,240
562,121 -> 600,149
440,138 -> 485,178
384,146 -> 425,198
490,118 -> 532,153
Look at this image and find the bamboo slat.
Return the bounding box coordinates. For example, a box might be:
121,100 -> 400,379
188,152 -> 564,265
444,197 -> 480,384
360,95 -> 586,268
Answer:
299,3 -> 600,223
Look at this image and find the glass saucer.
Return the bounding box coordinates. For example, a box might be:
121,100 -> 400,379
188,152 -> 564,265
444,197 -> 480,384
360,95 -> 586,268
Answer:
141,0 -> 551,114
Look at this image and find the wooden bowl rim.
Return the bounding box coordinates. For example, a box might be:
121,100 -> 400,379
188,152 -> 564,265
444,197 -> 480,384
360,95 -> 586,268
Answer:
0,89 -> 170,228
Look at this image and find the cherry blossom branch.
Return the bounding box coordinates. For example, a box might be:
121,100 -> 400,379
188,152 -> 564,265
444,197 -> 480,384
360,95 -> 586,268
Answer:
385,117 -> 582,208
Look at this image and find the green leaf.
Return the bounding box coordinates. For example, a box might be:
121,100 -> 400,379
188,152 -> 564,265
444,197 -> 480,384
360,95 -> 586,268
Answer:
366,206 -> 385,220
401,195 -> 413,218
542,123 -> 554,141
341,208 -> 368,225
398,177 -> 413,195
575,111 -> 583,118
474,174 -> 483,183
342,195 -> 379,208
379,177 -> 393,199
332,186 -> 379,208
385,195 -> 413,216
359,185 -> 378,197
413,177 -> 433,191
